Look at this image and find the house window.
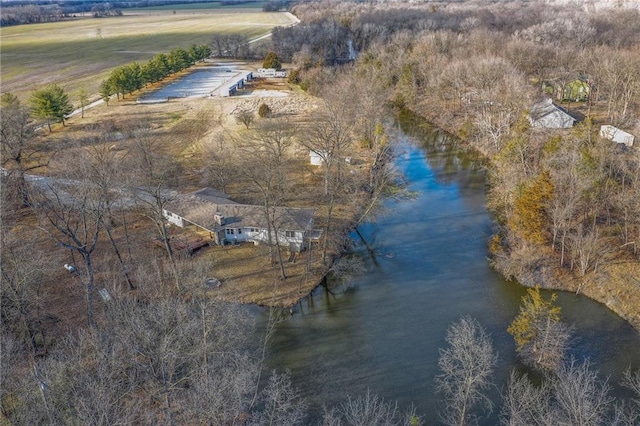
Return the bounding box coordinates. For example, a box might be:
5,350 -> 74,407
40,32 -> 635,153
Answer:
285,231 -> 296,238
226,229 -> 235,235
238,229 -> 242,234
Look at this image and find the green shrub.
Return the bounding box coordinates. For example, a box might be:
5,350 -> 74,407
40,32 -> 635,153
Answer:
262,51 -> 281,70
287,68 -> 300,84
258,103 -> 272,118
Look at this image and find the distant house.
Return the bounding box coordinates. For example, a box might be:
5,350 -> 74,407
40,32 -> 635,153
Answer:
528,98 -> 577,129
562,79 -> 590,102
256,68 -> 286,78
163,188 -> 318,252
600,125 -> 635,147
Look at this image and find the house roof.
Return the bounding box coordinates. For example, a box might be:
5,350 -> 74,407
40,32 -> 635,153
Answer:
528,98 -> 577,126
600,125 -> 635,146
191,187 -> 235,205
165,188 -> 315,232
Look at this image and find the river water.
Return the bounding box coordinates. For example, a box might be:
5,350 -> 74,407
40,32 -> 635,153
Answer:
263,116 -> 640,423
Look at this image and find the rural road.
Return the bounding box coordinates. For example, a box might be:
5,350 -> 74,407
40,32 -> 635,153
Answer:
66,98 -> 105,119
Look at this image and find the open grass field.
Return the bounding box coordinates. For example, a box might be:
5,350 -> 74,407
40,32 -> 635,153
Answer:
0,9 -> 294,101
128,1 -> 269,11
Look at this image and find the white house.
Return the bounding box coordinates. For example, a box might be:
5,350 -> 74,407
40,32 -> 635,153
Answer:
600,125 -> 635,147
163,188 -> 318,252
528,98 -> 577,129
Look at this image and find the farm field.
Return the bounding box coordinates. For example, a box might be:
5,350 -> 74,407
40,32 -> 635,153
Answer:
0,9 -> 295,101
127,0 -> 270,11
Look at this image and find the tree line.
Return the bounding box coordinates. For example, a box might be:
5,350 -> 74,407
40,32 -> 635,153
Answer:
2,276 -> 640,424
100,44 -> 211,102
0,2 -> 124,26
0,0 -> 260,26
270,1 -> 639,70
0,43 -> 212,134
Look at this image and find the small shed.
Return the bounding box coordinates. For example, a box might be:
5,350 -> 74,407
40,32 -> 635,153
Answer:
600,125 -> 635,147
309,150 -> 328,166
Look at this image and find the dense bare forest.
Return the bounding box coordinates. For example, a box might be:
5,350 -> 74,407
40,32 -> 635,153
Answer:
2,0 -> 640,424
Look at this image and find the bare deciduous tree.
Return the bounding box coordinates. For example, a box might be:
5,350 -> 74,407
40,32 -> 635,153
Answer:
252,371 -> 307,426
322,390 -> 420,426
0,93 -> 47,207
436,316 -> 497,426
500,371 -> 553,426
0,232 -> 50,353
201,134 -> 237,194
78,143 -> 135,290
126,129 -> 183,290
552,359 -> 613,426
302,97 -> 357,264
31,180 -> 104,327
237,119 -> 298,279
475,107 -> 513,154
567,223 -> 602,276
236,110 -> 255,129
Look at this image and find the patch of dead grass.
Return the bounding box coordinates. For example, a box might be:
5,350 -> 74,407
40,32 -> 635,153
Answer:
202,242 -> 327,307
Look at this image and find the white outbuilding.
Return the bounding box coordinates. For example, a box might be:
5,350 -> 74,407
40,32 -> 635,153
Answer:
600,125 -> 635,147
309,150 -> 329,166
256,68 -> 286,78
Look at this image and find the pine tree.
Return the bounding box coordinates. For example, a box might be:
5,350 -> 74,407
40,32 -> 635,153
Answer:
262,51 -> 281,70
508,170 -> 554,245
508,286 -> 570,372
258,103 -> 272,118
29,84 -> 73,132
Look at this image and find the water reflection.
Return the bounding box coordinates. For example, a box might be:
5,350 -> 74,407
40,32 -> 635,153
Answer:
263,115 -> 640,424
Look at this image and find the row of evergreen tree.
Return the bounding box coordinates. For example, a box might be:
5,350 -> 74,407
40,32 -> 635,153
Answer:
100,44 -> 212,102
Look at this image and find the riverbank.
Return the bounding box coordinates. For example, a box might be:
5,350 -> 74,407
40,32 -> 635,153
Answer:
402,107 -> 640,331
492,247 -> 640,331
264,116 -> 640,424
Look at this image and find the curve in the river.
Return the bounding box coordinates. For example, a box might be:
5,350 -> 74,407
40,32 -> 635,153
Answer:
263,116 -> 640,423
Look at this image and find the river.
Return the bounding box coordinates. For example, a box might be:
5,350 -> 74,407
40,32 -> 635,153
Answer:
263,116 -> 640,423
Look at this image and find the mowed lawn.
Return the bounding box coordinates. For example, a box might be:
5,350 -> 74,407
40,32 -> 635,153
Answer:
1,10 -> 293,100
